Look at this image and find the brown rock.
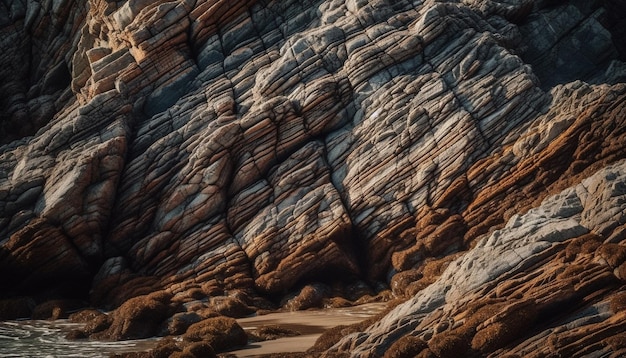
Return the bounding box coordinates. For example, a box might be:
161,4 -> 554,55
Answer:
183,316 -> 247,352
422,215 -> 467,257
180,340 -> 216,358
65,309 -> 112,341
562,233 -> 603,262
171,288 -> 206,303
151,337 -> 182,358
428,332 -> 470,358
249,325 -> 301,342
65,329 -> 88,340
226,289 -> 253,306
606,332 -> 626,351
31,299 -> 84,320
617,262 -> 626,281
82,313 -> 112,336
323,296 -> 353,308
391,269 -> 423,297
110,353 -> 152,358
384,335 -> 428,358
309,301 -> 400,353
95,291 -> 173,340
343,281 -> 375,302
471,299 -> 538,352
309,324 -> 355,353
160,312 -> 202,336
1,218 -> 92,292
284,284 -> 328,311
68,308 -> 106,323
610,291 -> 626,313
596,243 -> 626,269
200,282 -> 223,297
0,297 -> 35,320
209,295 -> 255,318
404,280 -> 433,298
392,256 -> 457,298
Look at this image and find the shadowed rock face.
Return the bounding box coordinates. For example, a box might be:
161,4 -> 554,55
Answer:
1,0 -> 626,355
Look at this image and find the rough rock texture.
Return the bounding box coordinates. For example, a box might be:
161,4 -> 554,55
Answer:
327,159 -> 626,357
92,290 -> 175,340
1,0 -> 626,355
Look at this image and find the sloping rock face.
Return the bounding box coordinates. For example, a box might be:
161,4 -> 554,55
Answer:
1,0 -> 626,354
328,159 -> 626,357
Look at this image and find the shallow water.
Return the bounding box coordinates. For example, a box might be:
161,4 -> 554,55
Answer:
0,303 -> 387,358
0,320 -> 157,358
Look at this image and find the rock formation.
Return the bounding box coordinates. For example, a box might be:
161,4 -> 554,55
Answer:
325,159 -> 626,357
1,0 -> 626,356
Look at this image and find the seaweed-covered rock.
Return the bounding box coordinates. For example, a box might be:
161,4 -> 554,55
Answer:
94,291 -> 174,340
183,316 -> 247,352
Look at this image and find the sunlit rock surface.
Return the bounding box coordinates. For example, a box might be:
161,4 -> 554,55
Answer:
1,0 -> 625,355
328,159 -> 626,357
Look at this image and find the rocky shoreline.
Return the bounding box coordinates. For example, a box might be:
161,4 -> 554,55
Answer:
2,0 -> 626,356
1,284 -> 395,357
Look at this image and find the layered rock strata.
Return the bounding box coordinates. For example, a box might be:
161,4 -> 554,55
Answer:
326,158 -> 626,357
1,0 -> 626,356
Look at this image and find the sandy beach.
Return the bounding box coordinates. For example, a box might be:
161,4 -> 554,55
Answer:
229,303 -> 388,357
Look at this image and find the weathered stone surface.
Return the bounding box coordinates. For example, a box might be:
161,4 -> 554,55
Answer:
68,308 -> 106,323
1,0 -> 626,356
326,159 -> 626,357
283,283 -> 329,311
183,316 -> 248,352
91,290 -> 175,340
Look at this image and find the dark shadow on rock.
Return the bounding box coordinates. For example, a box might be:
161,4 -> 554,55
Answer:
518,0 -> 623,89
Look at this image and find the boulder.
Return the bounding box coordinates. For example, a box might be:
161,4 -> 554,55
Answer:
183,316 -> 248,352
284,284 -> 329,311
94,291 -> 174,340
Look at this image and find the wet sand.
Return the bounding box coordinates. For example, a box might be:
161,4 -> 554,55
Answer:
228,302 -> 388,357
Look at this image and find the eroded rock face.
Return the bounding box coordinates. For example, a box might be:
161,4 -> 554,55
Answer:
1,0 -> 626,355
327,159 -> 626,357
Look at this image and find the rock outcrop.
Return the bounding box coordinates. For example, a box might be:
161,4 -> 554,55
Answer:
1,0 -> 626,355
326,158 -> 626,357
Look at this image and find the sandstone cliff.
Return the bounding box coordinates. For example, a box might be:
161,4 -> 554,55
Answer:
1,0 -> 626,356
